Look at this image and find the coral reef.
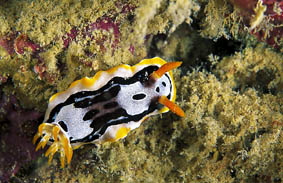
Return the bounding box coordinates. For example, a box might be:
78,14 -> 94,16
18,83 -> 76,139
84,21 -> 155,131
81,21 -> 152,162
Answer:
0,0 -> 282,182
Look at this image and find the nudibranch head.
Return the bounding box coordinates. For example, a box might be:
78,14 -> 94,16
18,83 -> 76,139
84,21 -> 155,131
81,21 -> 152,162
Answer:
33,57 -> 184,168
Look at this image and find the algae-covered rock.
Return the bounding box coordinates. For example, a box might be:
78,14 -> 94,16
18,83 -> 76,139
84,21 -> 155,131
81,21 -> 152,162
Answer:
0,0 -> 282,182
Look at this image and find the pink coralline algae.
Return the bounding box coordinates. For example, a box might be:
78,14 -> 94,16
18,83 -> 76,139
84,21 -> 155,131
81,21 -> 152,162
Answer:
62,3 -> 136,53
0,33 -> 41,55
0,33 -> 17,55
62,27 -> 79,48
87,17 -> 120,50
14,34 -> 41,54
252,0 -> 283,48
62,17 -> 121,51
0,94 -> 42,182
231,0 -> 283,49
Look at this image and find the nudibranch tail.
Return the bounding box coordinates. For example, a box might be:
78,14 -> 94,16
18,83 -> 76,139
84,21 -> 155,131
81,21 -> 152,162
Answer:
150,61 -> 182,80
33,123 -> 73,168
158,96 -> 185,117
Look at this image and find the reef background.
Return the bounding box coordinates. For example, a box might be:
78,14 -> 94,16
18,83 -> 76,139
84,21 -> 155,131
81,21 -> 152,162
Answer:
0,0 -> 282,182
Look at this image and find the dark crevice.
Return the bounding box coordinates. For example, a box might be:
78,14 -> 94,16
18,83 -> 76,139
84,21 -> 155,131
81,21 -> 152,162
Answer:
148,23 -> 242,74
243,128 -> 269,151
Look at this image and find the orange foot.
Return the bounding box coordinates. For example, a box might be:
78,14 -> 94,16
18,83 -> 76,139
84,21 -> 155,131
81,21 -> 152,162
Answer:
33,123 -> 73,168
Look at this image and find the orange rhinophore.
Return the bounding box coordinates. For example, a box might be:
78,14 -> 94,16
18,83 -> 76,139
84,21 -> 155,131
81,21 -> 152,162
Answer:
158,96 -> 185,117
150,61 -> 182,80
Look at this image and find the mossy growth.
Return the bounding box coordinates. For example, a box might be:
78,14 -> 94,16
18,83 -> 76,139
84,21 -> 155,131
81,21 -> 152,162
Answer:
1,0 -> 283,182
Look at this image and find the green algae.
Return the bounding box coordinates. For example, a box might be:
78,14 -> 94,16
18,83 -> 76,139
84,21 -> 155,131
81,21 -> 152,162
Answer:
214,44 -> 283,93
0,0 -> 283,182
201,0 -> 234,39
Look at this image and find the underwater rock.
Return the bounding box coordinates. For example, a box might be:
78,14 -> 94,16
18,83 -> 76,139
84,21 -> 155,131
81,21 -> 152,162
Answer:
0,94 -> 42,182
2,0 -> 282,182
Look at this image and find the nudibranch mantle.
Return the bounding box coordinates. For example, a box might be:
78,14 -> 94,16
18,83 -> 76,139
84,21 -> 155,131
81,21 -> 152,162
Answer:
33,57 -> 184,167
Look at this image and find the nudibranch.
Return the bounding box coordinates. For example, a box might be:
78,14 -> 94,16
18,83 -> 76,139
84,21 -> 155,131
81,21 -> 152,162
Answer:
33,57 -> 185,167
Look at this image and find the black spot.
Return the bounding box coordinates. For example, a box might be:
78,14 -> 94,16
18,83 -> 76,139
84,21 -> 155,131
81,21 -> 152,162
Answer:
162,82 -> 166,87
132,93 -> 146,100
83,109 -> 100,121
58,121 -> 68,132
104,102 -> 118,109
156,87 -> 160,92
